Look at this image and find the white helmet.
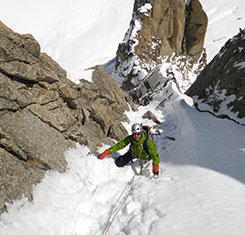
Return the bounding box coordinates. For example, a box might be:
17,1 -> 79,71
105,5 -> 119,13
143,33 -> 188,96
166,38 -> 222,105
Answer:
131,123 -> 143,134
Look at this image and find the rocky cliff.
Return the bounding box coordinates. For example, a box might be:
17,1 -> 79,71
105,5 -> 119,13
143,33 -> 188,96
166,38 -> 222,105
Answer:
113,0 -> 207,92
186,28 -> 245,125
0,21 -> 138,214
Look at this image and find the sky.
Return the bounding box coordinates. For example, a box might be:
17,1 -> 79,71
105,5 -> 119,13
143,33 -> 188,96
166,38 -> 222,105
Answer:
0,1 -> 245,234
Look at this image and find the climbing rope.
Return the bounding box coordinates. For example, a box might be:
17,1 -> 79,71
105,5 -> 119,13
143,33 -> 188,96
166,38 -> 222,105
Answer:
102,175 -> 136,235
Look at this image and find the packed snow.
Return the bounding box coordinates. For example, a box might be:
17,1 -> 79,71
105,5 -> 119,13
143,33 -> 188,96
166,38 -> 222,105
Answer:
0,0 -> 245,235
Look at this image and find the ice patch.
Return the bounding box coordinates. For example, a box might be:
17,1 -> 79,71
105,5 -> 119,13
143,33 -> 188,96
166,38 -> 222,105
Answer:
234,61 -> 245,69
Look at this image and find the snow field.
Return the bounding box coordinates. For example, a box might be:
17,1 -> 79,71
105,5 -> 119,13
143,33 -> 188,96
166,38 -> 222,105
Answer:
0,145 -> 134,235
199,0 -> 245,62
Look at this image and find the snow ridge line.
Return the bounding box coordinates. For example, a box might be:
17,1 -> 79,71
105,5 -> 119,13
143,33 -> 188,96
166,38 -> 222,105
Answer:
102,175 -> 136,235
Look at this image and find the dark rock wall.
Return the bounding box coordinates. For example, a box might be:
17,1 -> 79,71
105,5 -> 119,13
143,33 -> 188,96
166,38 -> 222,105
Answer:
186,29 -> 245,124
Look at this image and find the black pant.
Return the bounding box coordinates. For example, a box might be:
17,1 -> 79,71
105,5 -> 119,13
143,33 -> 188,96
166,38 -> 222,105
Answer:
115,151 -> 133,167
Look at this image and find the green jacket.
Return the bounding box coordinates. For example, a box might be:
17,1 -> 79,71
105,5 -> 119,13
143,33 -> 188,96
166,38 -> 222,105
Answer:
108,130 -> 160,166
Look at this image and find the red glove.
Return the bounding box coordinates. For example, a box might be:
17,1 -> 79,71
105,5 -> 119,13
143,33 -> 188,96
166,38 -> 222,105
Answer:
97,149 -> 110,159
152,165 -> 159,176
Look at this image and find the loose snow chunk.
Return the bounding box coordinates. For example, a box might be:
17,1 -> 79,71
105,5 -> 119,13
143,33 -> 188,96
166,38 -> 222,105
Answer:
139,3 -> 152,15
234,61 -> 245,70
238,47 -> 244,53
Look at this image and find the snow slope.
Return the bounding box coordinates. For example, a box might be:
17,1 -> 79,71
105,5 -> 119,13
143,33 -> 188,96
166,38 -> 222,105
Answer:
1,83 -> 245,235
200,0 -> 245,62
0,0 -> 245,234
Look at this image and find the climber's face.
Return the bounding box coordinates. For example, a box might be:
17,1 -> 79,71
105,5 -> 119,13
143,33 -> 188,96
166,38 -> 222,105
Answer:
133,133 -> 142,142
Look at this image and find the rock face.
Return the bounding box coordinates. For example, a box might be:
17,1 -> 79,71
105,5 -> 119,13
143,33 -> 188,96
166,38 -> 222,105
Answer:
186,29 -> 245,125
0,21 -> 137,214
184,0 -> 208,60
130,64 -> 182,106
114,0 -> 207,91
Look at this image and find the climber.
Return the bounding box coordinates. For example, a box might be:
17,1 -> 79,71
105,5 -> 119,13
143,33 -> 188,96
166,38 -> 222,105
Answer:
97,123 -> 160,176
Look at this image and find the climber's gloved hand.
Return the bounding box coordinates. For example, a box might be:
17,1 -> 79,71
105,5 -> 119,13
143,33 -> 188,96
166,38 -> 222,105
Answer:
97,149 -> 110,160
152,165 -> 159,176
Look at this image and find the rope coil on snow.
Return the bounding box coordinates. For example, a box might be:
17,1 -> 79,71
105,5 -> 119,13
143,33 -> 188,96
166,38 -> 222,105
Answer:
102,175 -> 135,235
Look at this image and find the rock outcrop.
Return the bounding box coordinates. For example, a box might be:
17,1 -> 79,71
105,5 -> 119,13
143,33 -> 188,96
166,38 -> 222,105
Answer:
184,0 -> 208,60
186,28 -> 245,125
114,0 -> 207,92
0,21 -> 137,214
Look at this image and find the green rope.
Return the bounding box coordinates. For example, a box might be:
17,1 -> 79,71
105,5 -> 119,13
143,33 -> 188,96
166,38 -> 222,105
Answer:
102,175 -> 135,235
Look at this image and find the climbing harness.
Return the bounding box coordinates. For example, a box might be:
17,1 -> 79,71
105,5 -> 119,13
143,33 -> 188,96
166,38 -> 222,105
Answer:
130,159 -> 151,177
102,175 -> 136,235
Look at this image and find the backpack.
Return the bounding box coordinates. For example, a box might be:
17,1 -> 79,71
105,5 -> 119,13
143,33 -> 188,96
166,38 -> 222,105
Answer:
142,125 -> 154,156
